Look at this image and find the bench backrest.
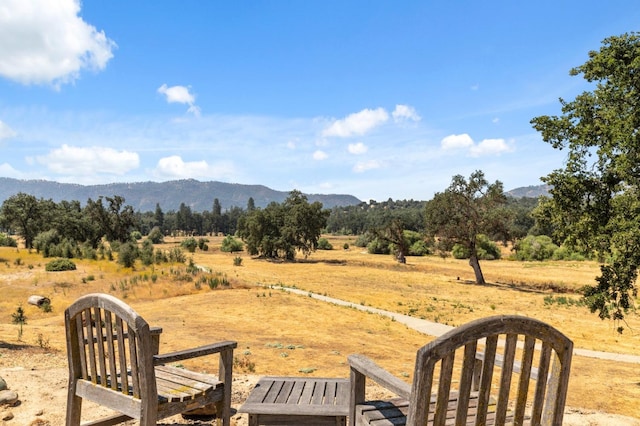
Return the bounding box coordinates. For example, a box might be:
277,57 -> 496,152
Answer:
65,293 -> 157,418
407,315 -> 573,426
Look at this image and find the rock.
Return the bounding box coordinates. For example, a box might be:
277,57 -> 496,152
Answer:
28,295 -> 51,307
0,389 -> 19,406
1,410 -> 14,421
0,376 -> 6,391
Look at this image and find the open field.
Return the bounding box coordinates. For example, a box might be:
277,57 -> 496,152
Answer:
1,235 -> 640,422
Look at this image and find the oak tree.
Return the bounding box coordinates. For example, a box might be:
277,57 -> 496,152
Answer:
531,32 -> 640,325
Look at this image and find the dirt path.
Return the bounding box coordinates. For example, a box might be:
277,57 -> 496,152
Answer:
276,286 -> 640,364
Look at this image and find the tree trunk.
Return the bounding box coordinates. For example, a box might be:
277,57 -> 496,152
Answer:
469,254 -> 486,284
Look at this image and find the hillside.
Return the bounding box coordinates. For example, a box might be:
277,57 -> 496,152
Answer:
506,184 -> 551,198
0,178 -> 361,212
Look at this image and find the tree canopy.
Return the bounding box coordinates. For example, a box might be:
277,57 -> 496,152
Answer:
531,32 -> 640,326
237,190 -> 329,260
424,170 -> 509,284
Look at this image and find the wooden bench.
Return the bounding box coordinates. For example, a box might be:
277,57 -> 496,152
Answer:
240,376 -> 350,425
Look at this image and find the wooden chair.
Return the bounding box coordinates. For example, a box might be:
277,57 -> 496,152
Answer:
349,315 -> 573,426
65,293 -> 237,426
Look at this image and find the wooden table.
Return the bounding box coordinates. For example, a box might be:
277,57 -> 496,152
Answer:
239,376 -> 350,425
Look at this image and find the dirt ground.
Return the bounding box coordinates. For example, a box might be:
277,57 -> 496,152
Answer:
1,350 -> 639,426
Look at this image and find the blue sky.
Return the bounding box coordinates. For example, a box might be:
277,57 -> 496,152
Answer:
1,1 -> 639,203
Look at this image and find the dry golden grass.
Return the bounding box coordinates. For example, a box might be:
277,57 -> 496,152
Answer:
1,236 -> 639,419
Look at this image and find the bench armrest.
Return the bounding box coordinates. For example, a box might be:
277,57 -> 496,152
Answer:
154,340 -> 237,365
348,354 -> 411,399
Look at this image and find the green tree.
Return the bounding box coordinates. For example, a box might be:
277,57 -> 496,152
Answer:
530,32 -> 640,324
424,171 -> 508,284
11,305 -> 27,340
238,190 -> 329,260
221,235 -> 244,253
0,193 -> 44,249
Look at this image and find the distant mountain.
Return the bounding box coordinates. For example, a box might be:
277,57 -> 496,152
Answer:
0,178 -> 362,212
506,184 -> 551,198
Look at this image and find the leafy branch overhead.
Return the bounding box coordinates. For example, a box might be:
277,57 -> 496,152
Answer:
531,32 -> 640,325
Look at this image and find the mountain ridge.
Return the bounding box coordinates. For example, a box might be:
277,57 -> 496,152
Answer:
0,178 -> 361,212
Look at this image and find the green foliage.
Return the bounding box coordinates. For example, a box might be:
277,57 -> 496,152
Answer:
11,306 -> 27,340
367,238 -> 391,255
45,258 -> 77,271
452,235 -> 501,260
130,230 -> 142,240
343,243 -> 349,250
140,239 -> 154,266
513,235 -> 557,261
181,237 -> 198,253
233,256 -> 243,266
0,233 -> 17,247
197,237 -> 209,251
317,238 -> 333,250
530,32 -> 640,324
147,226 -> 164,244
221,235 -> 244,253
237,190 -> 329,260
117,242 -> 139,268
425,171 -> 508,283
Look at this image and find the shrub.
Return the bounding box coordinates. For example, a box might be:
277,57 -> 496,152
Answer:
513,235 -> 558,261
140,239 -> 154,266
181,237 -> 198,253
409,240 -> 430,256
452,235 -> 500,260
130,230 -> 143,240
317,238 -> 333,250
45,258 -> 77,271
0,233 -> 17,247
343,243 -> 349,250
117,242 -> 139,268
233,256 -> 243,266
197,237 -> 209,251
367,238 -> 391,255
147,226 -> 164,244
221,235 -> 244,253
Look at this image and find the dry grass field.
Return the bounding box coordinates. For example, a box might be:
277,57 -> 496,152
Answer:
1,235 -> 640,421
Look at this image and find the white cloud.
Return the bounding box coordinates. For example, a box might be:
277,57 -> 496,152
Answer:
0,120 -> 16,139
392,104 -> 421,123
353,159 -> 382,173
323,108 -> 389,138
313,150 -> 328,160
153,155 -> 235,179
37,144 -> 139,175
348,142 -> 368,155
0,162 -> 22,177
441,134 -> 474,150
158,84 -> 200,116
470,138 -> 513,157
0,0 -> 116,87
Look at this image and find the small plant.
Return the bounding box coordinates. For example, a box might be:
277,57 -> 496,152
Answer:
233,256 -> 243,266
12,306 -> 27,340
45,258 -> 76,271
36,333 -> 51,350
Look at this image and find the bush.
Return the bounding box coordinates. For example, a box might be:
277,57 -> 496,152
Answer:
45,258 -> 76,271
130,230 -> 143,240
513,235 -> 558,261
409,240 -> 430,256
452,235 -> 501,260
317,238 -> 333,250
343,243 -> 349,250
181,237 -> 198,253
140,239 -> 154,266
147,226 -> 164,244
0,233 -> 17,247
197,238 -> 209,251
233,256 -> 243,266
117,242 -> 139,268
367,238 -> 391,255
221,235 -> 244,253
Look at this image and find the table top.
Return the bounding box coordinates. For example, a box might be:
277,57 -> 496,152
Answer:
239,376 -> 350,417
